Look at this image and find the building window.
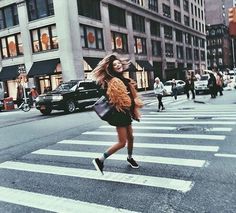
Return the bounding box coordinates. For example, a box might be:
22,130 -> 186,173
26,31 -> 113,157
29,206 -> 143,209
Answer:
164,25 -> 172,40
78,0 -> 101,20
174,10 -> 181,23
194,49 -> 199,60
174,0 -> 180,7
183,0 -> 189,12
185,33 -> 192,45
30,25 -> 58,53
193,36 -> 199,47
163,4 -> 171,18
134,36 -> 146,55
80,24 -> 104,50
108,5 -> 126,27
150,20 -> 160,37
200,50 -> 205,60
132,14 -> 145,33
0,4 -> 19,30
176,29 -> 183,42
184,15 -> 190,26
186,47 -> 192,60
177,46 -> 184,59
131,0 -> 144,6
148,0 -> 158,12
27,0 -> 54,21
111,31 -> 128,53
0,33 -> 23,59
151,40 -> 161,56
165,43 -> 173,57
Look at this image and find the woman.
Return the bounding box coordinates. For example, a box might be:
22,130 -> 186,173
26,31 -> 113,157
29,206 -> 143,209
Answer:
92,53 -> 143,175
208,73 -> 217,98
153,77 -> 165,112
171,78 -> 177,100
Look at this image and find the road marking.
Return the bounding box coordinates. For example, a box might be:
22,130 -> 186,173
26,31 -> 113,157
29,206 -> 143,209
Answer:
0,186 -> 137,213
137,121 -> 236,125
0,161 -> 194,192
32,149 -> 207,167
100,125 -> 232,132
149,111 -> 236,114
143,114 -> 236,117
58,140 -> 219,152
214,153 -> 236,158
83,131 -> 225,140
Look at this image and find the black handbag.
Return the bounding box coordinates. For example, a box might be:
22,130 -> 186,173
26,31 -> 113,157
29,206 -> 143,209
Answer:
93,96 -> 115,121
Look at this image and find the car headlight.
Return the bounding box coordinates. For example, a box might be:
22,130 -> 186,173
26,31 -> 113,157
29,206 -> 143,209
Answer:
52,95 -> 63,101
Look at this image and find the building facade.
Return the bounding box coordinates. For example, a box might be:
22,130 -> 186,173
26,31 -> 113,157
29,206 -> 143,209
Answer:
205,0 -> 235,70
0,0 -> 206,100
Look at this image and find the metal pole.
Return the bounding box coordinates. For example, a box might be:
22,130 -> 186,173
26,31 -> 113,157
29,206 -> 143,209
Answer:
232,38 -> 236,69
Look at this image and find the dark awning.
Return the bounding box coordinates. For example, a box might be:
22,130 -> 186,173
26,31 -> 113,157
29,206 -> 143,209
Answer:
84,57 -> 102,69
136,60 -> 154,71
28,58 -> 60,77
0,65 -> 20,81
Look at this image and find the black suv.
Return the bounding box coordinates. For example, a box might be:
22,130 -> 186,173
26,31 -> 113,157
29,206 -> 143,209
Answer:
35,80 -> 101,115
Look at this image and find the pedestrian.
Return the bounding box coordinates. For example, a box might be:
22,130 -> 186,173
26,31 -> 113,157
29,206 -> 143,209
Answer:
208,72 -> 217,98
29,86 -> 39,107
216,72 -> 223,96
154,77 -> 165,111
185,72 -> 196,99
171,78 -> 178,100
91,53 -> 143,175
16,84 -> 24,107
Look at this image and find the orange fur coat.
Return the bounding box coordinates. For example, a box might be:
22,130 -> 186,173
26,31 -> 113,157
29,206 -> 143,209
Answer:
106,77 -> 143,120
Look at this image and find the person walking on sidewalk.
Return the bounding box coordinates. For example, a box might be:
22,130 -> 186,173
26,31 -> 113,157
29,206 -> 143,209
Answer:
185,72 -> 196,100
154,77 -> 165,112
171,78 -> 178,100
91,53 -> 143,175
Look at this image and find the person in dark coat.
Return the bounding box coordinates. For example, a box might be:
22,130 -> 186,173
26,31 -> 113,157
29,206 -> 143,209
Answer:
208,73 -> 217,98
185,72 -> 196,99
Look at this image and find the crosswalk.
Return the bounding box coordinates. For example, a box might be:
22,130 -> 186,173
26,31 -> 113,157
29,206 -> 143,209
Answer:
0,104 -> 236,212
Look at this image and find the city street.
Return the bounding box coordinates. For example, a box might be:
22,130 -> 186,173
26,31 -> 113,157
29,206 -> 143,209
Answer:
0,90 -> 236,212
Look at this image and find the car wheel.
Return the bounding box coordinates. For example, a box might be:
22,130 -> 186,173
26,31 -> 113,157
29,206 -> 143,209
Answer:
65,100 -> 76,113
40,108 -> 52,115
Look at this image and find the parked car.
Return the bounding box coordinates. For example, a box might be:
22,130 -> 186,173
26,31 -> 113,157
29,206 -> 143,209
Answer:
194,74 -> 210,95
35,80 -> 102,115
163,80 -> 186,96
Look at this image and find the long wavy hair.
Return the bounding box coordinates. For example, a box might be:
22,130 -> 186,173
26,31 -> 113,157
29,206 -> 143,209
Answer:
91,53 -> 131,87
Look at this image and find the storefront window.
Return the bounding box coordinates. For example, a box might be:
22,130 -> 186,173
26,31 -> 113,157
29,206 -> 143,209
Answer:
80,24 -> 104,50
17,34 -> 23,55
1,38 -> 7,58
0,33 -> 24,58
32,30 -> 39,52
31,25 -> 58,53
51,25 -> 58,49
7,36 -> 17,57
111,31 -> 128,53
40,27 -> 50,50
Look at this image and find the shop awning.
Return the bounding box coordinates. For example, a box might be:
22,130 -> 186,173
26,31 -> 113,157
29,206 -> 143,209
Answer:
84,57 -> 102,69
136,60 -> 154,71
0,65 -> 20,81
28,58 -> 60,77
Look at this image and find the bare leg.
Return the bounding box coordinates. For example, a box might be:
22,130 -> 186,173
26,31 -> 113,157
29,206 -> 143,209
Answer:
126,125 -> 134,158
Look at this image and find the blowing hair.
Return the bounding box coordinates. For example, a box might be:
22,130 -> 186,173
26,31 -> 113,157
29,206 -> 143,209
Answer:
91,53 -> 131,87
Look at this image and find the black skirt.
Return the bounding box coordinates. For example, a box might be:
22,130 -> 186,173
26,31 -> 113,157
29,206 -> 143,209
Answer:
107,109 -> 132,127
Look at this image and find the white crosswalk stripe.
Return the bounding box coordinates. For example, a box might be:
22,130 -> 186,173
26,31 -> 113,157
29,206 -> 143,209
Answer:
0,104 -> 234,212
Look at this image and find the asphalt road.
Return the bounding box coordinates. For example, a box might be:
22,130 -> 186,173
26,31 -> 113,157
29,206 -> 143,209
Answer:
0,89 -> 236,212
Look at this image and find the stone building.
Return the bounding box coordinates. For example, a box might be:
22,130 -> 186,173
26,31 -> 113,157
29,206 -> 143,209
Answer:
0,0 -> 206,99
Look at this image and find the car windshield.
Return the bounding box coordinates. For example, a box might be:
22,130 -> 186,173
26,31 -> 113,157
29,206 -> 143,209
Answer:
54,81 -> 77,92
164,82 -> 172,86
200,75 -> 209,80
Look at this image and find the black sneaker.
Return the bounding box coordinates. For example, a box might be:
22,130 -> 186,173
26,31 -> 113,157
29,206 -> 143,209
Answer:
127,158 -> 139,169
92,158 -> 104,175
